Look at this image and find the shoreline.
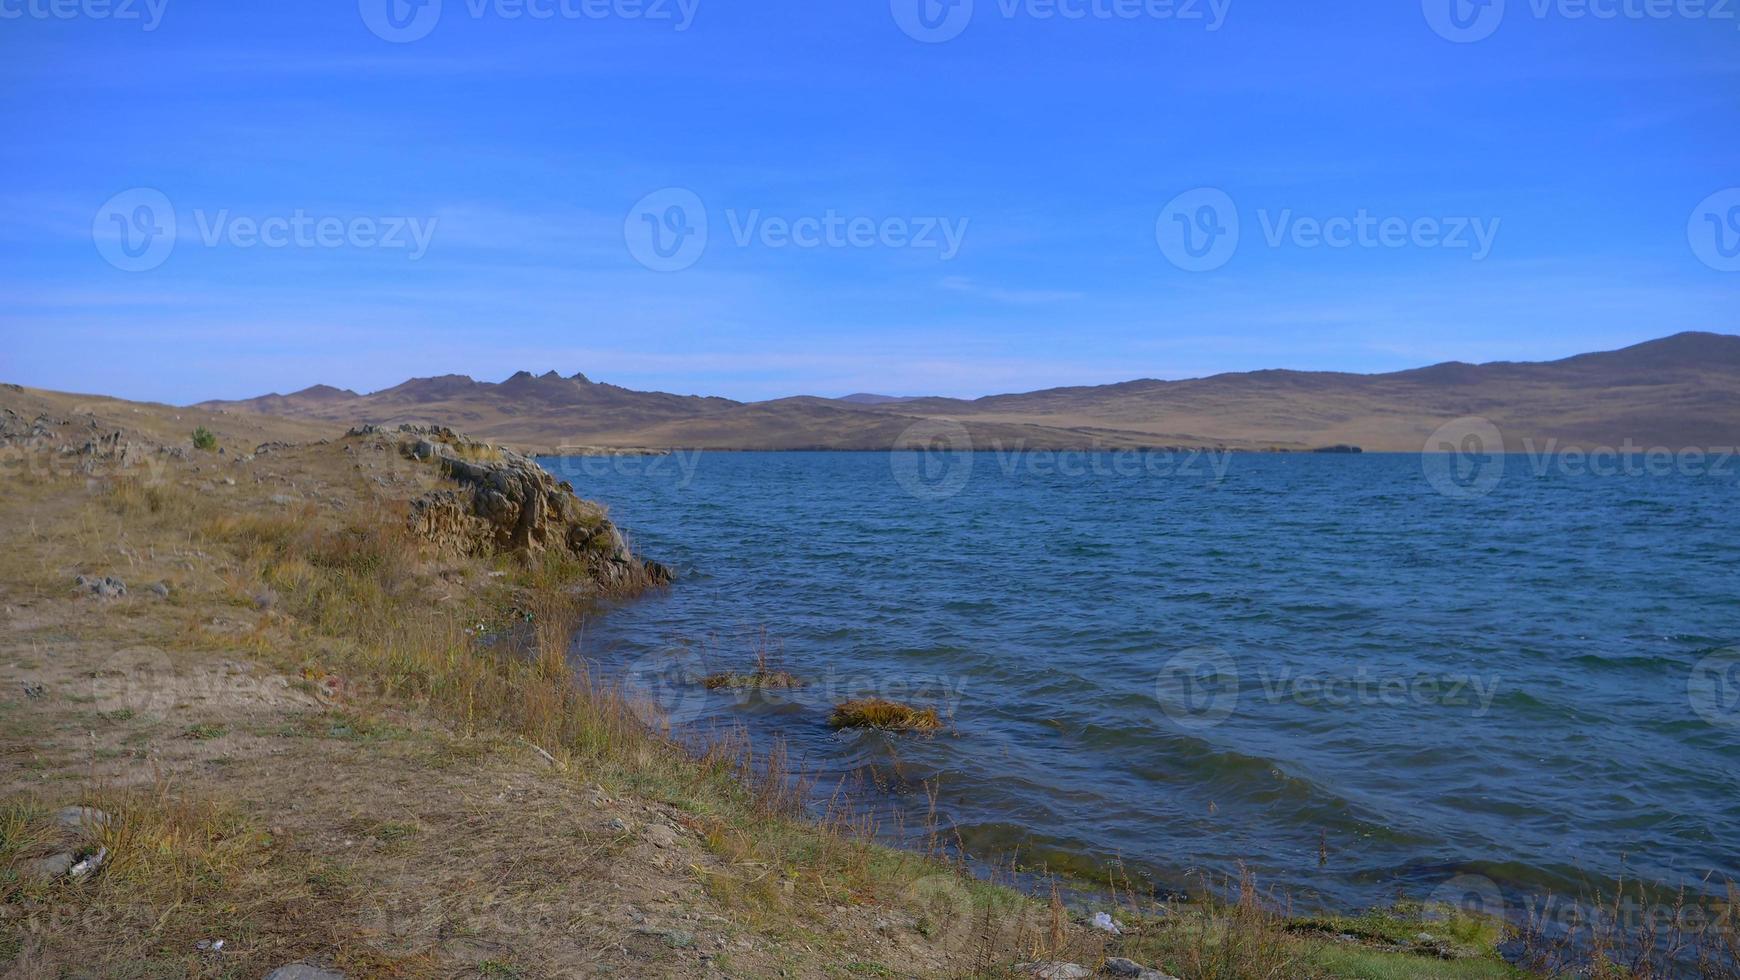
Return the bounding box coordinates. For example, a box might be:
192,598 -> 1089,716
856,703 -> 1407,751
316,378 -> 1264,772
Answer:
4,382 -> 1702,977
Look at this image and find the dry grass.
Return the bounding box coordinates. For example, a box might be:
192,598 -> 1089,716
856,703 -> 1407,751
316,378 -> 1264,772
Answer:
828,698 -> 943,733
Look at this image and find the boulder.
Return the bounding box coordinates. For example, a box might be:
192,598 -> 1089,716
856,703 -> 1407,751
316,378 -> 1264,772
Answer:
384,425 -> 672,590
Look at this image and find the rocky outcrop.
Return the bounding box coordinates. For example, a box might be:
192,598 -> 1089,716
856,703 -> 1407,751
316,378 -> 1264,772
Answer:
353,425 -> 672,590
0,408 -> 187,476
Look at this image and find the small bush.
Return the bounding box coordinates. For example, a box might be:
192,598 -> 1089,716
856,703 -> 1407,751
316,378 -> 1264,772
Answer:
828,698 -> 942,732
191,427 -> 218,452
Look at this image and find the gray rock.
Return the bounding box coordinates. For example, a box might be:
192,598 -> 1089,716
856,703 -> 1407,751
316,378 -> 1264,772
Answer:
74,574 -> 126,598
263,966 -> 346,980
54,805 -> 111,834
1021,964 -> 1091,980
21,852 -> 74,882
1102,957 -> 1179,980
253,589 -> 279,611
150,582 -> 171,598
644,823 -> 680,849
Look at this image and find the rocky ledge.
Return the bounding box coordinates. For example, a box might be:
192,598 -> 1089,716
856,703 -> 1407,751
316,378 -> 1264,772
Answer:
351,424 -> 674,590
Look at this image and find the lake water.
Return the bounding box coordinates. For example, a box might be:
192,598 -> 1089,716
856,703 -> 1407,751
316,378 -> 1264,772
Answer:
541,449 -> 1740,916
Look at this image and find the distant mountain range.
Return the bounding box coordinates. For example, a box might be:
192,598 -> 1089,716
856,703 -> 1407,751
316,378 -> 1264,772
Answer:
196,332 -> 1740,453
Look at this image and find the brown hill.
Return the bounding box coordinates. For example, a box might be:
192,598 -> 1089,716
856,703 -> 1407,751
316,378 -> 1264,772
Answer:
195,332 -> 1740,453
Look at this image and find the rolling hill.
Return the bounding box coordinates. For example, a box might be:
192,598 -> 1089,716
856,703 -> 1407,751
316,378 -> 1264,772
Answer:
195,332 -> 1740,453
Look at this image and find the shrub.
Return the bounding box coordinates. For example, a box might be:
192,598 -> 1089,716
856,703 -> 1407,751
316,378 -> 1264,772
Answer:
191,427 -> 218,452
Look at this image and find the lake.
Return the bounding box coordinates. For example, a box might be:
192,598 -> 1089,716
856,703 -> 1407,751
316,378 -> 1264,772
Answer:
540,449 -> 1740,917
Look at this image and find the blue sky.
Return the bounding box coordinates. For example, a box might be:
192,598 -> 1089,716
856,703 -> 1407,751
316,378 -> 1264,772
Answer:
2,0 -> 1737,403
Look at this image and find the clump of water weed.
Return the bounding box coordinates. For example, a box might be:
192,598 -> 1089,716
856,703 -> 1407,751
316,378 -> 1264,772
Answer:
703,670 -> 802,691
702,628 -> 802,691
828,698 -> 942,733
